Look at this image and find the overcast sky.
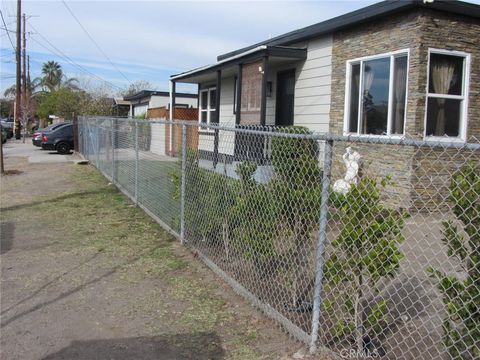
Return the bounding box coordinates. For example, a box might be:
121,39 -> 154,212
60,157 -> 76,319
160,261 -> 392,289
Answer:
1,0 -> 479,95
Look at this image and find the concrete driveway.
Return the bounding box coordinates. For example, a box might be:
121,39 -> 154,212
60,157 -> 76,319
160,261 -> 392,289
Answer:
2,139 -> 73,164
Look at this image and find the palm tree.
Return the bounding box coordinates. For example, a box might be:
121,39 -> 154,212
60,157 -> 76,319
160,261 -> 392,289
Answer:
41,61 -> 63,91
3,77 -> 42,98
60,75 -> 79,91
3,61 -> 80,98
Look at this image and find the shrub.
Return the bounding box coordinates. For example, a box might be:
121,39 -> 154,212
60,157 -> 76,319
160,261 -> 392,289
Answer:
428,161 -> 479,359
324,176 -> 408,352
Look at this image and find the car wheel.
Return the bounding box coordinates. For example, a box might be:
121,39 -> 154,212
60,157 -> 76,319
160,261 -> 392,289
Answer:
56,142 -> 70,154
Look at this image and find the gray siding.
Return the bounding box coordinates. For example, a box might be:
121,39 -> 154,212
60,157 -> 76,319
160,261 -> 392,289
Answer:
197,34 -> 333,155
264,36 -> 333,133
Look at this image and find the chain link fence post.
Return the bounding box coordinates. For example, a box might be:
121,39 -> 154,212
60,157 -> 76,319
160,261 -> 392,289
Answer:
95,118 -> 100,168
310,139 -> 333,354
134,120 -> 139,205
180,123 -> 187,244
111,118 -> 115,183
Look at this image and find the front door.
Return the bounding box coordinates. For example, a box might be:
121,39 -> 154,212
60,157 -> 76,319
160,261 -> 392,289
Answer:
275,69 -> 296,126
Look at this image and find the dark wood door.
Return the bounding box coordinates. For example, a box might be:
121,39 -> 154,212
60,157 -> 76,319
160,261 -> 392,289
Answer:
275,69 -> 296,126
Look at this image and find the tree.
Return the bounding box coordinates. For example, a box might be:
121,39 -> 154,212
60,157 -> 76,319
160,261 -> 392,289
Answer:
324,177 -> 408,355
37,88 -> 80,120
41,61 -> 63,91
0,99 -> 13,118
3,77 -> 42,99
428,161 -> 479,359
38,61 -> 79,92
120,80 -> 155,97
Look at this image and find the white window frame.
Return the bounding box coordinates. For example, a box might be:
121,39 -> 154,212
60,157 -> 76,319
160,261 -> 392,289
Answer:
198,87 -> 217,126
343,49 -> 410,138
424,48 -> 470,142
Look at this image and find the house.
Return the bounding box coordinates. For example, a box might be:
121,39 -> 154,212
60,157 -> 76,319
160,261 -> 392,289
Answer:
123,90 -> 197,118
112,98 -> 131,117
170,0 -> 480,209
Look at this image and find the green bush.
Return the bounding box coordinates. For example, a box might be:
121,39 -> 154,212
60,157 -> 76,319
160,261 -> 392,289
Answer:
428,161 -> 479,359
271,126 -> 322,233
180,151 -> 238,246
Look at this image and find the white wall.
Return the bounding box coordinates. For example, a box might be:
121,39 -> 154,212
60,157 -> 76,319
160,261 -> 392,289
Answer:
133,104 -> 148,117
149,95 -> 197,109
150,123 -> 166,156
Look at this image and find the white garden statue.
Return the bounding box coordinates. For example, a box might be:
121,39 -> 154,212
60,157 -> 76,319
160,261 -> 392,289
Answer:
333,147 -> 361,195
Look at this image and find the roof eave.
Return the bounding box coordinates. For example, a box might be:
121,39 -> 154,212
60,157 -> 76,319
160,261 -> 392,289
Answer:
171,45 -> 307,82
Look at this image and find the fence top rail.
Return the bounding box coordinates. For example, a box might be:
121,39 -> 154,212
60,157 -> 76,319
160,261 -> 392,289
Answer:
78,116 -> 480,151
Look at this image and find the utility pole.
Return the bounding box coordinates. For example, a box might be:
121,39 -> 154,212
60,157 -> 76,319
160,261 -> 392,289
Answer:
28,54 -> 33,129
0,128 -> 4,174
22,12 -> 27,143
27,55 -> 30,84
14,0 -> 21,139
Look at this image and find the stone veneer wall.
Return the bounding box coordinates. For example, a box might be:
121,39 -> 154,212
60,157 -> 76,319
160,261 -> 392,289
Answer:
329,8 -> 480,211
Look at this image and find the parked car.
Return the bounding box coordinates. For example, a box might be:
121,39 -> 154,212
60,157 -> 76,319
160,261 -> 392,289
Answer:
41,123 -> 74,154
32,131 -> 43,147
2,127 -> 7,144
32,123 -> 70,147
0,118 -> 14,139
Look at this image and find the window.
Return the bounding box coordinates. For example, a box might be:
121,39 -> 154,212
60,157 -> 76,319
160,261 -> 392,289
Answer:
345,50 -> 408,136
425,50 -> 469,139
199,87 -> 217,124
241,61 -> 262,113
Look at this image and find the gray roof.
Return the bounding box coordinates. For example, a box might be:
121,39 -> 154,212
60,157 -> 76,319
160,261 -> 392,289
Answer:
217,0 -> 480,61
124,90 -> 197,101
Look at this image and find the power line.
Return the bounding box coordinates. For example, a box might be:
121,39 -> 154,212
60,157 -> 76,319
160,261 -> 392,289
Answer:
29,36 -> 123,91
0,9 -> 15,50
27,22 -> 123,91
61,0 -> 131,84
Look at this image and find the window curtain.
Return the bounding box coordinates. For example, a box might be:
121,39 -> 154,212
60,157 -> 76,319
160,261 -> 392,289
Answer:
394,59 -> 407,134
362,67 -> 374,133
240,61 -> 262,125
431,60 -> 455,136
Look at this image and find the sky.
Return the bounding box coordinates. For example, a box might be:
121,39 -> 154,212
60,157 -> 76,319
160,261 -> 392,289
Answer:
1,0 -> 479,96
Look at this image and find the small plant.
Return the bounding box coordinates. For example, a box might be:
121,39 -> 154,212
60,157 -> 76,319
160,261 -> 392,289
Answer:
428,161 -> 479,359
324,176 -> 408,353
230,161 -> 279,268
175,151 -> 237,247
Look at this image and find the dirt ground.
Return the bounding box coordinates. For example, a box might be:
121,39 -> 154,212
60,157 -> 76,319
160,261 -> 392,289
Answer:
0,150 -> 330,360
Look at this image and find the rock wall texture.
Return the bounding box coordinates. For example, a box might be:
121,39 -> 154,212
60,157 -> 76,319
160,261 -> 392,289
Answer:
328,8 -> 480,211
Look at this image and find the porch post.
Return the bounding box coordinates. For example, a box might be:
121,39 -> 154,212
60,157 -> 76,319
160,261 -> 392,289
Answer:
171,81 -> 176,117
170,80 -> 176,155
196,84 -> 200,109
236,64 -> 242,125
260,55 -> 269,127
213,69 -> 221,168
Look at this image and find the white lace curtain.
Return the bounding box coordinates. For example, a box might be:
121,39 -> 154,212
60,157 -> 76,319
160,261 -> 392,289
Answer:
431,60 -> 455,136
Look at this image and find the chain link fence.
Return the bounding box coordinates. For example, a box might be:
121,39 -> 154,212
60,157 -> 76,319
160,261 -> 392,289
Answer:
78,116 -> 479,359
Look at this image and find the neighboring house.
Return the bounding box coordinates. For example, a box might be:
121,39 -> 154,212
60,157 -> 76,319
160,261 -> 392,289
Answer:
112,98 -> 131,117
170,0 -> 480,209
124,90 -> 197,118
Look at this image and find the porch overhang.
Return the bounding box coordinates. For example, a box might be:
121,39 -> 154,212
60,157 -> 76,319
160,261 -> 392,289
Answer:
171,45 -> 307,84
